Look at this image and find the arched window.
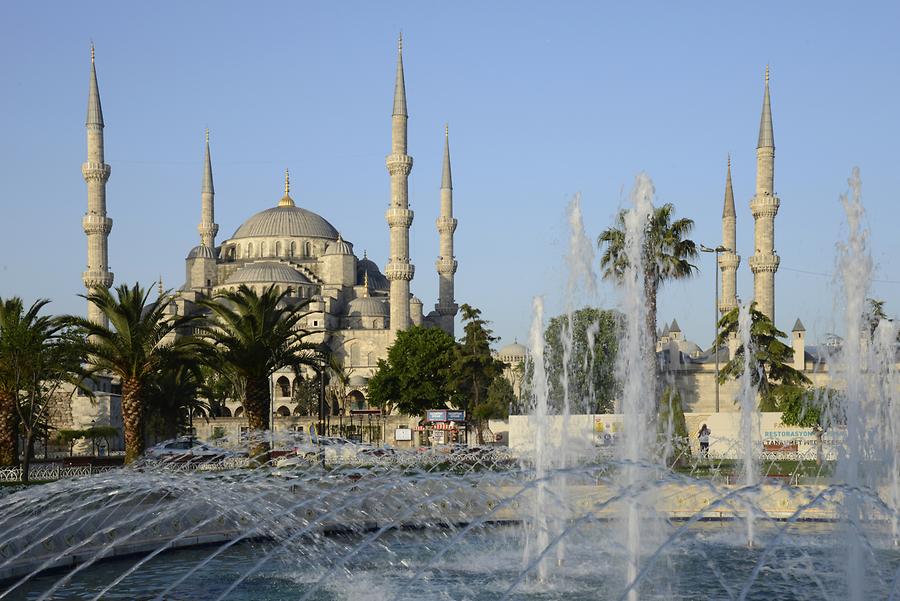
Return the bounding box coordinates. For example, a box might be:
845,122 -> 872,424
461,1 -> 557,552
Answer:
275,241 -> 282,256
367,351 -> 376,366
372,320 -> 378,330
247,243 -> 254,258
260,242 -> 267,257
276,405 -> 291,417
276,376 -> 290,398
234,406 -> 244,418
304,241 -> 312,257
350,345 -> 361,366
289,241 -> 296,256
219,406 -> 233,418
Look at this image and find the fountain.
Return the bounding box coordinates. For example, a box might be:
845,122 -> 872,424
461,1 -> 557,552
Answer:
736,301 -> 759,547
1,170 -> 899,600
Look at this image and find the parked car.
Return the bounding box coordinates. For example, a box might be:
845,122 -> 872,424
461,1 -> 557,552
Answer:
274,437 -> 390,466
146,438 -> 238,461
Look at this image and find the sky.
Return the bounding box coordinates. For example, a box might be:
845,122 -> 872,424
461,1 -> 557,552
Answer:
1,1 -> 899,350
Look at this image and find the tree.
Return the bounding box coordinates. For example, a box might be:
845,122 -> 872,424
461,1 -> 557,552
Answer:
367,326 -> 457,416
716,304 -> 811,411
450,305 -> 506,443
778,386 -> 845,464
69,284 -> 200,463
200,285 -> 317,458
481,377 -> 515,419
543,307 -> 620,414
598,203 -> 698,394
0,298 -> 90,478
658,386 -> 690,465
144,361 -> 210,442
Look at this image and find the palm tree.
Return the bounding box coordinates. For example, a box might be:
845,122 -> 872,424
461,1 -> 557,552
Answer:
0,298 -> 89,476
715,303 -> 811,411
69,284 -> 199,463
598,203 -> 699,355
144,361 -> 210,443
199,285 -> 317,458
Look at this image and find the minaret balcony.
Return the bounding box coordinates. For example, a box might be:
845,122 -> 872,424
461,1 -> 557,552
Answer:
81,162 -> 111,182
82,269 -> 114,288
435,257 -> 458,275
385,154 -> 413,176
385,261 -> 415,281
82,214 -> 113,235
436,216 -> 458,234
749,253 -> 780,273
750,194 -> 780,218
718,254 -> 741,270
435,301 -> 459,316
386,208 -> 414,227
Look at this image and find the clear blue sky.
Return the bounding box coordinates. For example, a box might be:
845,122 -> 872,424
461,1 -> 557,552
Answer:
1,1 -> 899,349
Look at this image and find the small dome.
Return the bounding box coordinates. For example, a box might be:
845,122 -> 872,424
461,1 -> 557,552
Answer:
677,340 -> 702,356
498,341 -> 527,358
324,236 -> 354,256
410,296 -> 423,305
356,257 -> 389,290
230,206 -> 338,240
187,245 -> 216,259
224,261 -> 310,285
346,296 -> 389,318
348,375 -> 369,387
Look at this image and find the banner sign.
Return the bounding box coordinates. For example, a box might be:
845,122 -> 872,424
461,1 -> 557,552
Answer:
446,410 -> 465,422
426,409 -> 447,422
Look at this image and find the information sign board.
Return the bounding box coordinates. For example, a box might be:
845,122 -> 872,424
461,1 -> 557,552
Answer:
426,409 -> 448,422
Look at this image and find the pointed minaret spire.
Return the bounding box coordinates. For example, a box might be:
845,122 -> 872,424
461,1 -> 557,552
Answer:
82,44 -> 113,327
435,124 -> 458,336
279,168 -> 295,207
758,65 -> 774,149
750,65 -> 781,323
393,32 -> 407,118
86,43 -> 104,127
719,155 -> 740,315
385,35 -> 415,336
198,129 -> 218,249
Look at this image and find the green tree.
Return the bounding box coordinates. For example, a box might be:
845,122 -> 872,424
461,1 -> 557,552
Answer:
450,304 -> 505,443
70,284 -> 199,463
658,386 -> 690,465
367,326 -> 457,416
544,307 -> 620,414
200,285 -> 317,458
598,203 -> 698,393
716,304 -> 811,411
481,377 -> 515,420
778,386 -> 844,464
144,361 -> 210,443
0,298 -> 90,478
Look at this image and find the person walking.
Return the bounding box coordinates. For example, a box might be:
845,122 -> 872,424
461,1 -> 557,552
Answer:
698,424 -> 711,459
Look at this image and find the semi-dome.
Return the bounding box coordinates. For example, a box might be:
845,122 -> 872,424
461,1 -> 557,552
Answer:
324,235 -> 354,256
356,256 -> 389,290
224,261 -> 310,285
230,206 -> 339,240
186,245 -> 216,259
345,296 -> 389,318
498,341 -> 527,358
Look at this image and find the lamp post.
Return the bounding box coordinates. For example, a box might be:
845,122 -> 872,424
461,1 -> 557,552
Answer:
699,244 -> 730,413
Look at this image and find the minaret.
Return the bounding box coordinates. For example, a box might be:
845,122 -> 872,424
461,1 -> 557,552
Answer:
435,124 -> 459,336
719,155 -> 740,314
82,44 -> 113,327
198,129 -> 218,249
385,34 -> 414,335
749,65 -> 780,322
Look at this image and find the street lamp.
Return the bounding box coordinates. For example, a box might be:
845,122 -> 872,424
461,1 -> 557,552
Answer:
699,244 -> 730,413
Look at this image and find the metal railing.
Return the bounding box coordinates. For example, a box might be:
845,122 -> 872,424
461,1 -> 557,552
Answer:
0,464 -> 120,483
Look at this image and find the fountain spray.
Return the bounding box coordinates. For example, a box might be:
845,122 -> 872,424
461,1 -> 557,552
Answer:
616,174 -> 656,601
736,302 -> 758,547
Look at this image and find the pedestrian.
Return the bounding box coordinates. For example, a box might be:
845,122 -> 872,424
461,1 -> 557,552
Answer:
698,424 -> 711,458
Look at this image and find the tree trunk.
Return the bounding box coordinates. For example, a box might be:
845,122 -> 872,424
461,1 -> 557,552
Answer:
21,431 -> 34,484
645,275 -> 660,408
121,378 -> 145,464
0,391 -> 19,466
244,375 -> 271,463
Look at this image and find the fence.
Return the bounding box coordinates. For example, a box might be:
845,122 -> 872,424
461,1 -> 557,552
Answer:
0,464 -> 120,483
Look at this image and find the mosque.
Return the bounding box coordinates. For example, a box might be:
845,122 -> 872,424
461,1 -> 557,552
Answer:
77,37 -> 458,421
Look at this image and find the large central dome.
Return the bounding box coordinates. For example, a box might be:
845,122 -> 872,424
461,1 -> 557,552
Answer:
230,205 -> 339,240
